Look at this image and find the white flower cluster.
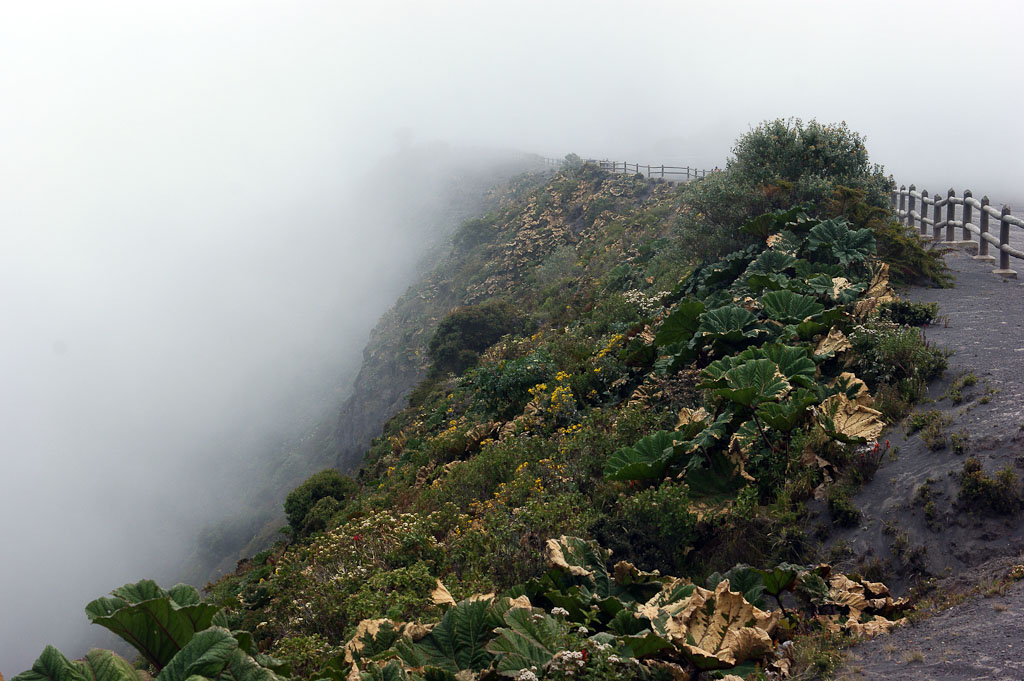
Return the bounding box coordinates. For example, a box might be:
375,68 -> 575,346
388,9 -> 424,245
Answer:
515,670 -> 538,681
622,289 -> 667,316
549,650 -> 586,676
550,606 -> 570,616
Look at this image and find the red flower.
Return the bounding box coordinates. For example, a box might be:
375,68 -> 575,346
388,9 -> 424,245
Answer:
581,648 -> 588,662
353,534 -> 362,542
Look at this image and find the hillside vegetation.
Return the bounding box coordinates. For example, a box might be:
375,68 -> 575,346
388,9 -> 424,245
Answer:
15,120 -> 953,681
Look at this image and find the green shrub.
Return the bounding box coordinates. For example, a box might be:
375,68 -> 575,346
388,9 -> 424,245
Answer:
271,634 -> 340,677
597,482 -> 699,574
284,469 -> 359,536
848,321 -> 947,390
957,457 -> 1023,515
826,485 -> 861,527
877,300 -> 940,327
452,214 -> 499,253
729,118 -> 893,209
470,350 -> 555,419
428,300 -> 529,376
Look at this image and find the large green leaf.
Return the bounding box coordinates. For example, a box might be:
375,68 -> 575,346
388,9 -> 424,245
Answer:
744,272 -> 790,293
671,410 -> 732,458
753,564 -> 802,598
706,567 -> 767,609
604,431 -> 676,481
695,305 -> 763,351
619,632 -> 674,658
654,300 -> 705,347
13,646 -> 89,681
85,580 -> 223,670
738,205 -> 812,240
76,650 -> 144,681
745,249 -> 797,275
755,393 -> 815,432
607,609 -> 650,636
154,628 -> 237,681
715,359 -> 790,408
684,450 -> 746,498
755,345 -> 816,388
402,599 -> 498,673
807,219 -> 875,266
486,608 -> 561,675
760,290 -> 824,323
360,661 -> 415,681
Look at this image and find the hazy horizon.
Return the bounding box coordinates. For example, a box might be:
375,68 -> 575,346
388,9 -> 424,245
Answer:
2,0 -> 1021,673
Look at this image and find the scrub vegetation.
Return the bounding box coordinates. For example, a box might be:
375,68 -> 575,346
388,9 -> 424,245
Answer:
14,121 -> 951,681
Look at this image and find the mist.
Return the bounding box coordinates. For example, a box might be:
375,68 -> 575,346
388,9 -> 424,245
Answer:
2,0 -> 1021,673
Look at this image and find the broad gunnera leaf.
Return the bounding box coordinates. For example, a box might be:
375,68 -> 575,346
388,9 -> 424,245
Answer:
818,393 -> 885,443
759,290 -> 825,324
604,430 -> 677,481
745,249 -> 798,276
715,359 -> 790,408
695,305 -> 762,346
396,600 -> 498,673
643,581 -> 777,670
486,608 -> 561,675
156,627 -> 283,681
654,300 -> 705,347
85,580 -> 223,670
13,647 -> 142,681
807,218 -> 876,266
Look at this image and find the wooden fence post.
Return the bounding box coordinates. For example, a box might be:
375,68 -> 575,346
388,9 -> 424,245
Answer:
921,190 -> 930,235
945,188 -> 956,242
957,189 -> 978,254
976,196 -> 995,262
899,185 -> 906,223
933,194 -> 942,241
962,189 -> 973,240
907,185 -> 916,231
994,206 -> 1017,278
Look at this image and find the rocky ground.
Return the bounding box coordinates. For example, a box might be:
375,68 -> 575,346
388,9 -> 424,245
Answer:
833,248 -> 1024,679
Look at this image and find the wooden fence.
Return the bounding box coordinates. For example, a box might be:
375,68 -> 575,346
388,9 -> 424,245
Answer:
892,185 -> 1023,278
533,155 -> 718,181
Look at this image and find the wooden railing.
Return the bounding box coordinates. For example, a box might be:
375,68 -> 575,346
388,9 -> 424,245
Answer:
593,161 -> 718,181
531,155 -> 718,181
892,186 -> 1022,278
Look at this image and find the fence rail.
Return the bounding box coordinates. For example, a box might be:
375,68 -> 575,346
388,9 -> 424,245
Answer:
892,185 -> 1021,278
533,155 -> 718,181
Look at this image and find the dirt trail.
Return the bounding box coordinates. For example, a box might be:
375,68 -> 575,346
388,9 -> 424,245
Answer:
833,249 -> 1024,679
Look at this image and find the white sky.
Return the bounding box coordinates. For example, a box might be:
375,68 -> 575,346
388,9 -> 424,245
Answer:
1,0 -> 1022,672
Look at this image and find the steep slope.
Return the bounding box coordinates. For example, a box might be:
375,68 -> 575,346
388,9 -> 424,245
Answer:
16,121 -> 959,681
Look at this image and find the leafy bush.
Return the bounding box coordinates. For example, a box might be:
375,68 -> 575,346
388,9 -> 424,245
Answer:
826,485 -> 862,527
957,457 -> 1023,514
428,300 -> 529,376
605,482 -> 700,574
848,321 -> 947,389
285,469 -> 359,537
877,300 -> 939,327
729,118 -> 893,209
471,351 -> 556,419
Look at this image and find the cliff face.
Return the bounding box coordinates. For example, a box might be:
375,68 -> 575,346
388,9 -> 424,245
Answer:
331,173 -> 550,470
330,165 -> 709,472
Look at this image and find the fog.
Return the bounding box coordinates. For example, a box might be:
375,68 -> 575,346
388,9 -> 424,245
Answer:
1,0 -> 1021,672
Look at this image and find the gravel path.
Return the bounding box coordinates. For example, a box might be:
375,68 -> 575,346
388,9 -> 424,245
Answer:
833,247 -> 1024,680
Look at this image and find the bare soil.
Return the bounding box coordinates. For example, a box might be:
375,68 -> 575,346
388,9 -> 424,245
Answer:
830,248 -> 1024,679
